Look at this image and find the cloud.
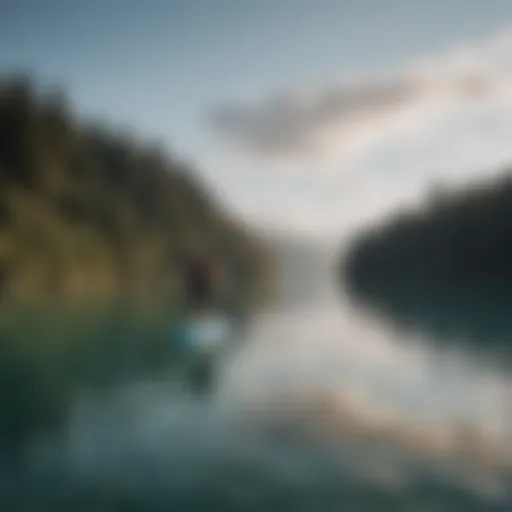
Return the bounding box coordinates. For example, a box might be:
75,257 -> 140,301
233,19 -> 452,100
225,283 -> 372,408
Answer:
206,27 -> 512,163
208,79 -> 419,156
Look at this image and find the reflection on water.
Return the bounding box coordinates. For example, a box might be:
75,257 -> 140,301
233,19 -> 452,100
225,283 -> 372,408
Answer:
2,238 -> 512,510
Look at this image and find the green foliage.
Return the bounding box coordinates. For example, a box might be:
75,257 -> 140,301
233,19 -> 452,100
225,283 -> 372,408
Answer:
0,75 -> 270,304
344,173 -> 512,294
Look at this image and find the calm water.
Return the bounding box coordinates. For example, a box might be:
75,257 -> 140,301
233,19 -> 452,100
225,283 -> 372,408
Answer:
2,238 -> 511,510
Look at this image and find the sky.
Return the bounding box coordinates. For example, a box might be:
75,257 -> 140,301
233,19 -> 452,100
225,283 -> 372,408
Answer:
4,0 -> 512,237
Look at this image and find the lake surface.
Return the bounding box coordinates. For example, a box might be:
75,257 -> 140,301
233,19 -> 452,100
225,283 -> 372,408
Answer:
2,238 -> 511,510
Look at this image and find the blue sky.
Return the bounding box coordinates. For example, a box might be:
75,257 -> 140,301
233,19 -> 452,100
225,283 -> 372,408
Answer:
4,0 -> 512,235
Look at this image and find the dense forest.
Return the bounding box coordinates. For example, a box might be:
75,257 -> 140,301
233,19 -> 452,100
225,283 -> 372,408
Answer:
342,171 -> 512,360
0,76 -> 271,306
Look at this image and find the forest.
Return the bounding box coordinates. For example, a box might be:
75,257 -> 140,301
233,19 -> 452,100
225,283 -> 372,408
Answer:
0,76 -> 271,306
343,170 -> 512,361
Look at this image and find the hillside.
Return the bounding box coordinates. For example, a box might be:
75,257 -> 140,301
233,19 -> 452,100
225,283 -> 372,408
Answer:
0,76 -> 271,306
342,171 -> 512,358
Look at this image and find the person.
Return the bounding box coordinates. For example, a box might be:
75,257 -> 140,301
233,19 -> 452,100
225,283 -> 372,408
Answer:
179,251 -> 231,394
183,252 -> 223,312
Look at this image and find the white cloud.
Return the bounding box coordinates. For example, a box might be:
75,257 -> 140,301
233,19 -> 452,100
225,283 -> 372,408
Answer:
201,26 -> 512,237
206,27 -> 512,167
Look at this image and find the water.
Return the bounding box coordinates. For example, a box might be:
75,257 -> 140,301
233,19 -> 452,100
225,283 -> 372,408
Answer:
2,238 -> 511,510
